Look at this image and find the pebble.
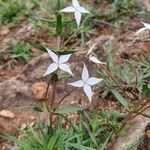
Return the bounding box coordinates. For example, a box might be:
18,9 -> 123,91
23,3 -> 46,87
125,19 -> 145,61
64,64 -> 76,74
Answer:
0,109 -> 15,119
31,82 -> 50,100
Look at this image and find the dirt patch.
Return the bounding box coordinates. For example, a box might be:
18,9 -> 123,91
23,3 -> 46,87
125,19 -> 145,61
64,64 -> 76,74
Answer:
112,103 -> 150,150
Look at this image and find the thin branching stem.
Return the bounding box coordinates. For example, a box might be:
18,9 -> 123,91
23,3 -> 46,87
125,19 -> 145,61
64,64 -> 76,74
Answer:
60,27 -> 81,49
50,82 -> 57,127
57,87 -> 77,106
43,77 -> 51,101
120,100 -> 150,130
99,64 -> 123,92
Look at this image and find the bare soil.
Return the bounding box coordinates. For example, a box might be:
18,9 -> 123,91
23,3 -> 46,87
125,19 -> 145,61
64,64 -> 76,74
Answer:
0,1 -> 150,149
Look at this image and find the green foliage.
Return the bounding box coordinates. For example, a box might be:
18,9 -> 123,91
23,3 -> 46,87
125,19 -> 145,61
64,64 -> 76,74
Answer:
112,0 -> 139,28
0,0 -> 28,24
91,0 -> 141,28
31,0 -> 94,45
31,0 -> 40,6
75,15 -> 97,44
114,0 -> 138,13
55,105 -> 84,114
97,37 -> 150,107
10,41 -> 31,61
111,89 -> 130,109
56,14 -> 63,36
3,108 -> 123,150
30,0 -> 67,37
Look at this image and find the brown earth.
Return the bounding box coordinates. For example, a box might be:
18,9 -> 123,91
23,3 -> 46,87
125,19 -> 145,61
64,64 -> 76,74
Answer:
0,1 -> 150,149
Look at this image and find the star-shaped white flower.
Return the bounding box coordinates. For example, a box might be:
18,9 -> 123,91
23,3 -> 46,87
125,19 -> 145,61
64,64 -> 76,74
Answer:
44,49 -> 73,76
68,63 -> 102,102
89,55 -> 106,65
135,22 -> 150,35
60,0 -> 90,27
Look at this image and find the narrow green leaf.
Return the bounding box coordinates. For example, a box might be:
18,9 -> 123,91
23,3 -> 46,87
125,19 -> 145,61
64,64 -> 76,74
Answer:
33,107 -> 43,112
57,50 -> 76,55
99,131 -> 113,150
55,105 -> 83,114
56,14 -> 62,35
67,143 -> 96,150
81,120 -> 98,147
47,133 -> 60,150
2,133 -> 32,150
28,42 -> 47,52
111,89 -> 129,110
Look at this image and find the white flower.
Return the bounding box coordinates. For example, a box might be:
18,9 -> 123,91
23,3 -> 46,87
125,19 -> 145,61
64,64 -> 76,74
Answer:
68,63 -> 102,102
135,22 -> 150,35
89,55 -> 106,65
60,0 -> 90,27
44,49 -> 73,76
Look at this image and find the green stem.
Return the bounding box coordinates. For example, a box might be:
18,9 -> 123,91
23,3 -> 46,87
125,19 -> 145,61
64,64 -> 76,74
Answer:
50,82 -> 57,127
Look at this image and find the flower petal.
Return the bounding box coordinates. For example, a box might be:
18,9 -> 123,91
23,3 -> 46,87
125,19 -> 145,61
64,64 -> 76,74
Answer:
89,56 -> 106,64
72,0 -> 80,8
59,64 -> 74,76
59,54 -> 72,63
44,63 -> 58,76
87,77 -> 103,86
135,27 -> 147,35
74,11 -> 81,27
82,63 -> 89,81
46,49 -> 58,62
143,22 -> 150,29
78,7 -> 90,13
68,80 -> 84,87
60,7 -> 75,12
83,84 -> 93,103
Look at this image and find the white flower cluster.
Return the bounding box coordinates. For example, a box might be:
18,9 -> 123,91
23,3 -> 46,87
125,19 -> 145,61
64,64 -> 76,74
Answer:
44,0 -> 108,102
44,0 -> 149,103
44,49 -> 104,103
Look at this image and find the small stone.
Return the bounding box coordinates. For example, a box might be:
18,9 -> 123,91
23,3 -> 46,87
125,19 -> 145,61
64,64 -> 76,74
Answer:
31,82 -> 52,100
0,110 -> 15,119
21,123 -> 27,130
0,26 -> 10,35
146,130 -> 150,138
30,122 -> 35,127
2,146 -> 6,150
30,115 -> 35,120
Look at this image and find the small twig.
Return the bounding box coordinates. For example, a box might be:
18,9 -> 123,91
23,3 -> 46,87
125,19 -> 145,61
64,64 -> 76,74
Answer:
99,64 -> 123,92
128,105 -> 150,121
33,16 -> 53,22
94,20 -> 114,27
120,101 -> 150,130
57,87 -> 77,106
61,23 -> 72,45
127,61 -> 138,89
43,77 -> 51,101
60,27 -> 81,49
60,32 -> 76,49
